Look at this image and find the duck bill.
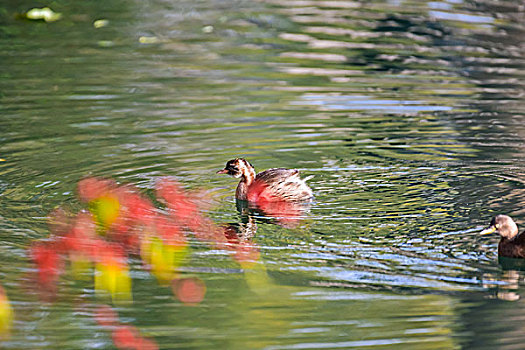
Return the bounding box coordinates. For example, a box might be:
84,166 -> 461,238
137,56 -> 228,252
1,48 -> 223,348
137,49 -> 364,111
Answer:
216,169 -> 228,174
480,225 -> 496,235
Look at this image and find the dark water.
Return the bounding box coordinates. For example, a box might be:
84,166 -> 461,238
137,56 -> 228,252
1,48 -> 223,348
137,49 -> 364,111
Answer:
1,0 -> 525,348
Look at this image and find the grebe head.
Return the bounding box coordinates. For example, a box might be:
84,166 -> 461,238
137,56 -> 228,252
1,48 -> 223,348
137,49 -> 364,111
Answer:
217,158 -> 255,179
481,214 -> 519,240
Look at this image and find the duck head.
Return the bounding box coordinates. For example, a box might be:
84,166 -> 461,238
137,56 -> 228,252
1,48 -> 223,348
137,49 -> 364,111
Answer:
481,214 -> 519,240
217,158 -> 255,180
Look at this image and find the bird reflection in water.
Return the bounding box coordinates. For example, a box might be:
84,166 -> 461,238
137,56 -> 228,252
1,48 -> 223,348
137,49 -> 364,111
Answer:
239,198 -> 312,229
221,194 -> 312,286
479,255 -> 525,302
482,268 -> 521,301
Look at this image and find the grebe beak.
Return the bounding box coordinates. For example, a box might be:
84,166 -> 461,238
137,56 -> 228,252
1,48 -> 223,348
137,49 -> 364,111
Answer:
217,169 -> 228,174
480,225 -> 496,235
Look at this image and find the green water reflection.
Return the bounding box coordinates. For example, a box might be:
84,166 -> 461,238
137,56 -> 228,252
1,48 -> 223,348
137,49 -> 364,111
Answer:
2,0 -> 525,348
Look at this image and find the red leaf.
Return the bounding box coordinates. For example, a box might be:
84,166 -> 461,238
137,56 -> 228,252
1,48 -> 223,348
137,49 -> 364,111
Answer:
112,325 -> 138,349
94,305 -> 118,328
78,177 -> 115,202
172,277 -> 206,305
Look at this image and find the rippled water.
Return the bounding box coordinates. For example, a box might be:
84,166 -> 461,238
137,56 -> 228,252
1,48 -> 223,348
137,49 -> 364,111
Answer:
2,0 -> 525,348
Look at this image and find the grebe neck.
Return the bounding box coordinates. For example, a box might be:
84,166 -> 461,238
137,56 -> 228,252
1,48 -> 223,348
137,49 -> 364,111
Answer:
236,159 -> 256,200
238,159 -> 256,186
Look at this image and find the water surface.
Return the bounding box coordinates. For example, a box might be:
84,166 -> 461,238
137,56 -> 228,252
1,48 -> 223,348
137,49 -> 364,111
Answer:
1,0 -> 525,349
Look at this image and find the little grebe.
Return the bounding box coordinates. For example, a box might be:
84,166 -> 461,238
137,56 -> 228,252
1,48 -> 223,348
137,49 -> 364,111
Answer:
217,158 -> 313,202
481,215 -> 525,258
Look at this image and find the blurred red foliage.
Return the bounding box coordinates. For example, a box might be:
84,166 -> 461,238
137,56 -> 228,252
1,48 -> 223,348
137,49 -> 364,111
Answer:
29,175 -> 297,348
172,277 -> 206,305
112,324 -> 158,350
30,242 -> 62,287
94,304 -> 118,328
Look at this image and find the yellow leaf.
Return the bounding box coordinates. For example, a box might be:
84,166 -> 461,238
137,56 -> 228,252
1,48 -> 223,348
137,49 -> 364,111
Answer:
89,195 -> 120,232
26,7 -> 62,22
0,289 -> 13,338
93,19 -> 109,28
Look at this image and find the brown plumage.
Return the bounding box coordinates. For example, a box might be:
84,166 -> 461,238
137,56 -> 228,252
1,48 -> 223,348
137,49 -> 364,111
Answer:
217,158 -> 313,202
481,215 -> 525,258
